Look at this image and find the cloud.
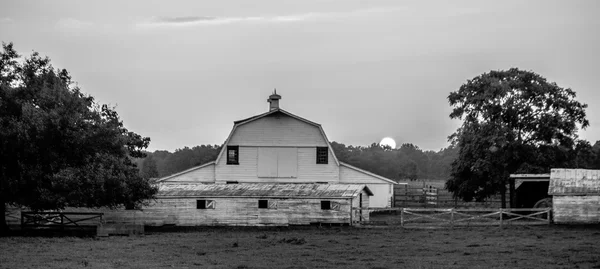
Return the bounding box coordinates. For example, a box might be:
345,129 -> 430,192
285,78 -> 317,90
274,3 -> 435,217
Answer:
136,6 -> 407,28
55,18 -> 93,30
0,17 -> 13,23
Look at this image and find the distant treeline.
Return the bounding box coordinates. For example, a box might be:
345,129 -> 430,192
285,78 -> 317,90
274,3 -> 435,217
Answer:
137,140 -> 600,181
135,142 -> 461,181
331,142 -> 459,181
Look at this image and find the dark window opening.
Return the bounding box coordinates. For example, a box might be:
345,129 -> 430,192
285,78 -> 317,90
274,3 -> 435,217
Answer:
227,146 -> 239,165
197,200 -> 216,209
226,181 -> 239,184
258,199 -> 268,209
321,201 -> 331,210
316,147 -> 328,164
197,200 -> 206,209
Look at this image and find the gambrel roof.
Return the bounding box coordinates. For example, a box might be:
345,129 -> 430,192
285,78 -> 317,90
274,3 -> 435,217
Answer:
215,108 -> 340,165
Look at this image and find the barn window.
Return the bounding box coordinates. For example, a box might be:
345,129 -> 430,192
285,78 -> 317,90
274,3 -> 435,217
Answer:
258,199 -> 269,209
227,146 -> 239,165
321,201 -> 331,210
197,200 -> 215,209
316,147 -> 328,164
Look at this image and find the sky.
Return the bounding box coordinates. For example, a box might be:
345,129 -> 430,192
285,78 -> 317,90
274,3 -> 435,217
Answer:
1,0 -> 599,152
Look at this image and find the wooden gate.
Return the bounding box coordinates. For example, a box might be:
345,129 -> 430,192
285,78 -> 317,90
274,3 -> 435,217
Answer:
21,212 -> 104,230
357,207 -> 552,227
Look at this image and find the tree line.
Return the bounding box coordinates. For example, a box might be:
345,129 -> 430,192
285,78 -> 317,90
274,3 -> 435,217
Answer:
138,139 -> 599,184
137,142 -> 460,181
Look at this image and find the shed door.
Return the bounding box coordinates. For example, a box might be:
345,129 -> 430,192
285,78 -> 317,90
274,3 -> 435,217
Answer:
258,148 -> 278,177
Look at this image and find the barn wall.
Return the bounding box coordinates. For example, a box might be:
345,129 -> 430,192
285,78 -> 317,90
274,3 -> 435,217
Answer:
553,196 -> 600,224
103,197 -> 354,226
228,113 -> 328,147
339,165 -> 393,208
163,164 -> 215,182
215,147 -> 339,183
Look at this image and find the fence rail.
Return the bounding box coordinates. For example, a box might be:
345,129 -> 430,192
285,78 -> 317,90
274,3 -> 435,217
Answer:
393,185 -> 503,208
357,207 -> 552,228
21,212 -> 104,230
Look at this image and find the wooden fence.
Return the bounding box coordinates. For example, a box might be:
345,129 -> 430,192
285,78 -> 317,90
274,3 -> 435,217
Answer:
21,212 -> 104,230
359,207 -> 552,228
394,185 -> 503,208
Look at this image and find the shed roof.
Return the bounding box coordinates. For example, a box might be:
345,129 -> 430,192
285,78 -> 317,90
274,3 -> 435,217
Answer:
548,168 -> 600,196
157,183 -> 372,198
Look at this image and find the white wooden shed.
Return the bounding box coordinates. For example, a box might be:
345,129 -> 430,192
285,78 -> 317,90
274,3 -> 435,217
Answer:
104,183 -> 372,226
548,168 -> 600,224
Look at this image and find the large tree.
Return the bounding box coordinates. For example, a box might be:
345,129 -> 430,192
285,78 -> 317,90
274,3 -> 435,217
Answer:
0,42 -> 157,232
446,68 -> 589,206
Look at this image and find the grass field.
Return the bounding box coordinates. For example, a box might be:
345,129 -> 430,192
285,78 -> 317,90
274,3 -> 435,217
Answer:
1,224 -> 599,269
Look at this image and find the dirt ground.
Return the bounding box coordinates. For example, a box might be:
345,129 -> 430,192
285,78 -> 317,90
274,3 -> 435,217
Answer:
1,224 -> 599,269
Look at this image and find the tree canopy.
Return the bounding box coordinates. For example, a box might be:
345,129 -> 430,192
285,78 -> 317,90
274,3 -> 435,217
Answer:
0,42 -> 157,230
445,68 -> 590,205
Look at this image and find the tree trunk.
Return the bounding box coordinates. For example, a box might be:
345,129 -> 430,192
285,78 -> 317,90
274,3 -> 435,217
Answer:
500,183 -> 507,209
0,202 -> 9,236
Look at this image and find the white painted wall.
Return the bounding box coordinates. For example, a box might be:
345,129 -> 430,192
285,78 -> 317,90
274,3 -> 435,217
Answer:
215,147 -> 339,183
216,113 -> 339,183
339,165 -> 394,208
228,113 -> 329,147
161,164 -> 215,183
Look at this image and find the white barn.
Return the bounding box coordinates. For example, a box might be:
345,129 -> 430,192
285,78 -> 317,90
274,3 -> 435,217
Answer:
159,92 -> 398,208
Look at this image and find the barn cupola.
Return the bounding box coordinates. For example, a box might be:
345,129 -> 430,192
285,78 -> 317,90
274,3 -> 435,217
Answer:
267,89 -> 281,111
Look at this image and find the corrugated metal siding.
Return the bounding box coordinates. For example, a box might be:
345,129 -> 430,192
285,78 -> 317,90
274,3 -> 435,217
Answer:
157,183 -> 367,198
162,164 -> 215,182
548,169 -> 600,195
228,113 -> 328,147
553,196 -> 600,224
215,147 -> 339,183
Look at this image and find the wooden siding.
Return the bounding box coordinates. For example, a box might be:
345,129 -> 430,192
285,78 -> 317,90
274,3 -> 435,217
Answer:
553,196 -> 600,224
162,164 -> 215,182
216,147 -> 339,183
339,165 -> 393,208
363,184 -> 392,208
102,197 -> 354,226
351,190 -> 370,222
339,165 -> 392,184
228,113 -> 328,147
549,168 -> 600,195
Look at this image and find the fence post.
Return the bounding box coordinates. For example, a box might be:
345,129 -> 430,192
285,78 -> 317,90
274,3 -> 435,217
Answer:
450,208 -> 454,229
499,208 -> 503,228
60,213 -> 64,231
547,208 -> 551,225
400,208 -> 404,228
20,212 -> 24,230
